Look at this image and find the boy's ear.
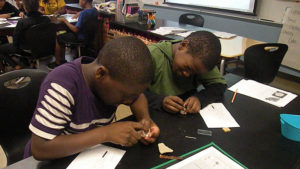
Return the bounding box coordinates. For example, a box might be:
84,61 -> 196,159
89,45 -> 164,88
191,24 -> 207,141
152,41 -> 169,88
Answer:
95,66 -> 109,80
178,40 -> 189,50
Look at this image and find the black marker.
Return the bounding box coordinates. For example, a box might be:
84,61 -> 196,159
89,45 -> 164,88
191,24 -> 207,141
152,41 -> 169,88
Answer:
102,151 -> 108,158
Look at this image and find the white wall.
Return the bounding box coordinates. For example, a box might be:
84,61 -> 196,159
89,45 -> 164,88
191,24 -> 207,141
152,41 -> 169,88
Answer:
256,0 -> 298,23
142,0 -> 299,23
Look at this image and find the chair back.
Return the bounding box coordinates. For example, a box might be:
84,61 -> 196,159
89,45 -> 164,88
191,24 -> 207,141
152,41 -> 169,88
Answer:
25,22 -> 57,59
0,69 -> 48,165
179,13 -> 204,27
244,43 -> 288,83
81,16 -> 102,57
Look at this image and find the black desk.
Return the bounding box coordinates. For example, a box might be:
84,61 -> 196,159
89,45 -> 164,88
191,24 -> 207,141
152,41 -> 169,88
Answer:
4,74 -> 300,169
0,19 -> 18,36
109,18 -> 205,42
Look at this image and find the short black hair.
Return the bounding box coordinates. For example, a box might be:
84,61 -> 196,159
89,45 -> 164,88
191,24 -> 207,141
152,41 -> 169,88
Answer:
23,0 -> 39,12
97,36 -> 154,85
185,31 -> 221,71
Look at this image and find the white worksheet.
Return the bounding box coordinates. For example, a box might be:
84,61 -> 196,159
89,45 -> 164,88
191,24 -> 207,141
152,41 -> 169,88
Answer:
167,146 -> 244,169
67,144 -> 126,169
229,79 -> 297,107
199,103 -> 240,128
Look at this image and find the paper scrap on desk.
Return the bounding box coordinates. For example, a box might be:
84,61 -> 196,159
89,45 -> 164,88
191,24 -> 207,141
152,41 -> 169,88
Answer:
199,103 -> 240,128
67,144 -> 125,169
151,27 -> 187,36
229,79 -> 297,107
213,31 -> 236,39
158,143 -> 174,154
167,146 -> 244,169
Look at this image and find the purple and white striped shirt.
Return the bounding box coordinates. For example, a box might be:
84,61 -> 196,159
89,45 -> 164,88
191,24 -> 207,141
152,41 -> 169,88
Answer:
24,57 -> 117,158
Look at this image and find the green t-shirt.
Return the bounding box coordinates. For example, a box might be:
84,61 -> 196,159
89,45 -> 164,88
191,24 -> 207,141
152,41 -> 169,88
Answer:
148,40 -> 226,96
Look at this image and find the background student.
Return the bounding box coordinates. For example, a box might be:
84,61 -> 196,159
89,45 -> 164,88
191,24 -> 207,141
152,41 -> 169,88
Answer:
23,36 -> 160,160
0,0 -> 50,71
0,0 -> 20,45
15,0 -> 26,17
47,0 -> 97,69
145,31 -> 227,114
0,0 -> 19,18
38,0 -> 66,15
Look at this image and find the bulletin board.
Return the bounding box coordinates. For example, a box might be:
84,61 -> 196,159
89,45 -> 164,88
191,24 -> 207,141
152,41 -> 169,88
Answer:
278,5 -> 300,71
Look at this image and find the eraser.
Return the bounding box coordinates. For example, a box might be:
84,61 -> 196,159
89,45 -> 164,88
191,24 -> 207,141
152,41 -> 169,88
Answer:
222,127 -> 231,132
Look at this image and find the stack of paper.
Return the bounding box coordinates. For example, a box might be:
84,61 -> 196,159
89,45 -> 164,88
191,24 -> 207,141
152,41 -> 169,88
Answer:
67,144 -> 126,169
199,103 -> 240,128
213,31 -> 236,39
177,31 -> 194,37
151,27 -> 187,36
229,79 -> 297,107
60,14 -> 78,23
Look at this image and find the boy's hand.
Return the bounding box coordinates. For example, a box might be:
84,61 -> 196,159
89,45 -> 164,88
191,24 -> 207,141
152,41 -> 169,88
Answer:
105,121 -> 145,147
72,12 -> 80,19
0,14 -> 11,18
162,96 -> 184,113
19,12 -> 25,18
184,96 -> 201,114
57,17 -> 68,23
139,119 -> 160,145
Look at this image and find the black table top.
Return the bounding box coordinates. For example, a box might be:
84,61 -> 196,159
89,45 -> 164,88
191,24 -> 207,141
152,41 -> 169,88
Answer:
110,18 -> 213,41
4,74 -> 300,169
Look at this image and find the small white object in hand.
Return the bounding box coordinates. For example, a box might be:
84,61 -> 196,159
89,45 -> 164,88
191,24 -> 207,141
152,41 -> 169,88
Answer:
141,129 -> 150,137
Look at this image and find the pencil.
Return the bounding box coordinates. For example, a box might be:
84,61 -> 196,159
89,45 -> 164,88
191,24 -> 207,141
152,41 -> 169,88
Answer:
159,154 -> 183,160
231,89 -> 238,103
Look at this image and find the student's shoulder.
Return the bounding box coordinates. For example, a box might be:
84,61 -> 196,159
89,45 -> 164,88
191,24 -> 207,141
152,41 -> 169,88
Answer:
80,7 -> 97,15
148,41 -> 171,60
43,60 -> 82,90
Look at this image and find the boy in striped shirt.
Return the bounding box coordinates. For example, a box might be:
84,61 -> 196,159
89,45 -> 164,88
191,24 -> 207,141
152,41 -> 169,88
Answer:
24,37 -> 160,160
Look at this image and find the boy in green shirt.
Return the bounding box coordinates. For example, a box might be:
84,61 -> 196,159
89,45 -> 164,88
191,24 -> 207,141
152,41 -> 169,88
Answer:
146,31 -> 227,114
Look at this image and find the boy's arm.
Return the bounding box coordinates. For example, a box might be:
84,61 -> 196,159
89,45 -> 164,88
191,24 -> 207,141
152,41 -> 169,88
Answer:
0,3 -> 19,18
193,66 -> 227,109
30,81 -> 145,160
31,121 -> 144,160
54,7 -> 66,15
192,83 -> 227,109
57,17 -> 79,33
12,21 -> 23,50
143,90 -> 166,111
130,93 -> 160,144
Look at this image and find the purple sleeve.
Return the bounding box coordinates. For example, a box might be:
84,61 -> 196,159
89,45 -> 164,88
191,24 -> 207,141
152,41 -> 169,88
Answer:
29,80 -> 75,140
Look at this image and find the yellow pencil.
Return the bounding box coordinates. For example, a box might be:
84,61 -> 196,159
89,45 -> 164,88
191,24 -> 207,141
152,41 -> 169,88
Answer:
231,89 -> 238,103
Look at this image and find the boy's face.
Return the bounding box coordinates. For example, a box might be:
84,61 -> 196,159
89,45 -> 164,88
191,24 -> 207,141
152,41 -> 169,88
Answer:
15,0 -> 23,9
93,68 -> 149,106
79,0 -> 87,8
172,44 -> 208,78
0,0 -> 5,9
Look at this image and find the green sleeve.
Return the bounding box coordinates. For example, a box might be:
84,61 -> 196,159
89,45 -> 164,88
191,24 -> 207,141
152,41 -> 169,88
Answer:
197,66 -> 227,87
148,45 -> 164,84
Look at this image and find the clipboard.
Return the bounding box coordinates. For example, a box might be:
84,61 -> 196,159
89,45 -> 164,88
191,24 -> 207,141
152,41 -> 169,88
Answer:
151,142 -> 248,169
